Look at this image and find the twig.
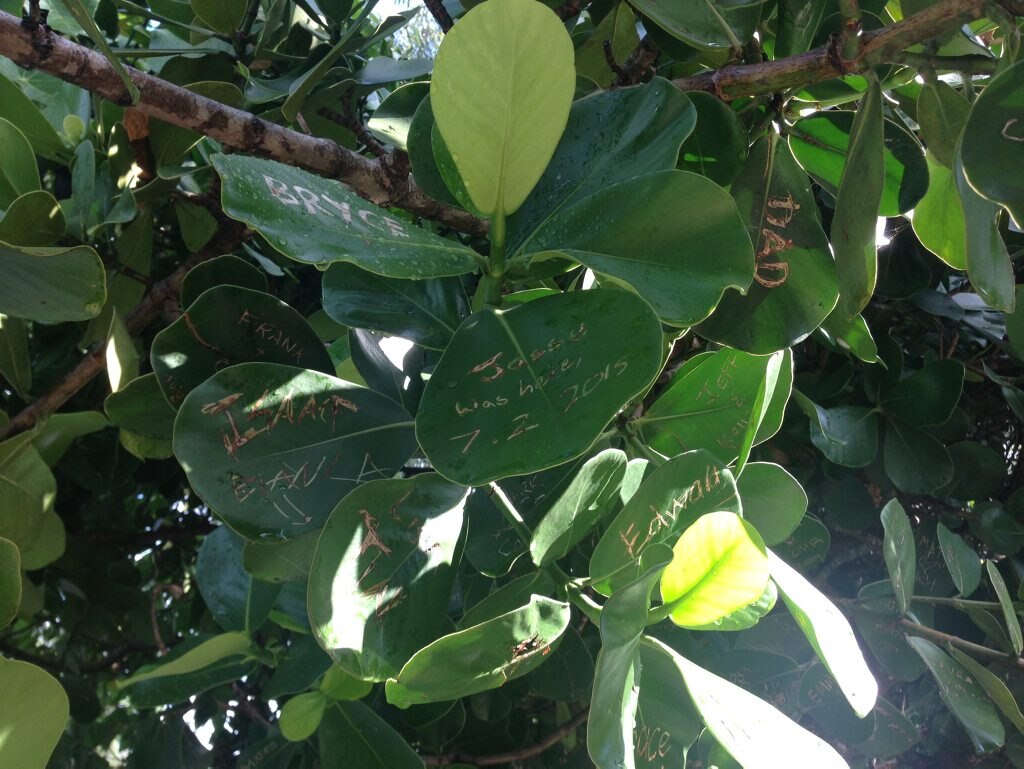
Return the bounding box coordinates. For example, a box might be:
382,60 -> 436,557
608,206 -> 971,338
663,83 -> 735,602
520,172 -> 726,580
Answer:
900,618 -> 1024,670
422,0 -> 454,33
422,709 -> 589,766
0,9 -> 485,236
319,105 -> 387,157
602,40 -> 627,80
615,34 -> 658,86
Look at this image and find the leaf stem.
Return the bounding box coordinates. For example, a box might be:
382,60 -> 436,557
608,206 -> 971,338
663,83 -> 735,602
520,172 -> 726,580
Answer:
488,482 -> 532,547
899,618 -> 1024,670
626,435 -> 666,466
910,596 -> 1006,610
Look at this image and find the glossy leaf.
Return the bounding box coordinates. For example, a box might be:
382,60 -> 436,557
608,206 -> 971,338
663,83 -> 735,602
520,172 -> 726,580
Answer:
173,363 -> 417,541
196,526 -> 281,633
0,434 -> 56,553
660,511 -> 770,628
180,255 -> 268,309
697,134 -> 838,353
917,81 -> 970,168
0,118 -> 39,209
948,647 -> 1024,734
936,523 -> 981,597
627,0 -> 763,49
590,450 -> 738,594
831,78 -> 885,318
575,2 -> 638,87
416,289 -> 663,486
794,393 -> 878,468
588,545 -> 673,769
214,154 -> 480,278
530,448 -> 627,567
308,474 -> 467,681
367,82 -> 428,151
987,561 -> 1022,655
645,636 -> 849,769
242,531 -> 319,584
880,359 -> 964,427
912,155 -> 967,269
738,462 -> 807,546
152,286 -> 334,408
883,419 -> 953,494
384,595 -> 571,707
430,0 -> 574,216
0,535 -> 20,628
0,658 -> 69,769
880,499 -> 915,615
508,78 -> 696,252
280,692 -> 327,742
0,240 -> 105,322
961,59 -> 1024,226
677,90 -> 748,186
776,0 -> 830,56
322,263 -> 468,350
769,550 -> 878,717
318,701 -> 425,769
523,171 -> 754,327
191,0 -> 246,33
119,632 -> 253,688
906,636 -> 1004,752
0,190 -> 66,247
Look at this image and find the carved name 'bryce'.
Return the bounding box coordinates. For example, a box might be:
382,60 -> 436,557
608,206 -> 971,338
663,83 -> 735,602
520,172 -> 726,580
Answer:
263,175 -> 410,238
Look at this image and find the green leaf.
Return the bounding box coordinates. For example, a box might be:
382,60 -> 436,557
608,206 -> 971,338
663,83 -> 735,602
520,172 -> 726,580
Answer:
736,350 -> 787,473
173,362 -> 416,541
905,636 -> 1004,752
947,646 -> 1024,734
384,595 -> 571,707
0,190 -> 66,247
0,658 -> 69,769
880,499 -> 915,615
956,143 -> 1014,312
0,434 -> 56,553
524,171 -> 753,326
644,636 -> 849,768
242,531 -> 318,584
280,692 -> 327,742
320,665 -> 374,701
152,286 -> 335,408
793,392 -> 878,468
883,419 -> 953,494
119,632 -> 253,687
180,255 -> 268,308
214,154 -> 480,278
639,348 -> 786,463
0,74 -> 68,162
626,0 -> 763,50
367,82 -> 428,151
530,448 -> 627,567
590,450 -> 739,594
508,78 -> 696,253
416,289 -> 663,486
318,701 -> 425,769
697,134 -> 838,353
322,263 -> 468,350
31,411 -> 107,466
0,240 -> 105,322
106,373 -> 175,438
818,308 -> 879,363
264,636 -> 333,699
831,77 -> 884,318
880,359 -> 964,427
574,2 -> 638,87
789,109 -> 928,216
59,0 -> 140,103
986,561 -> 1022,655
174,200 -> 218,252
196,526 -> 282,633
738,462 -> 807,546
634,636 -> 703,763
0,118 -> 39,209
659,511 -> 769,628
769,550 -> 878,717
19,510 -> 65,570
775,0 -> 830,57
677,91 -> 748,187
961,59 -> 1024,226
936,523 -> 981,597
0,314 -> 30,398
459,572 -> 556,630
191,0 -> 247,33
105,312 -> 138,393
308,474 -> 467,681
588,545 -> 673,769
912,155 -> 967,269
0,535 -> 20,628
430,0 -> 575,216
917,81 -> 970,169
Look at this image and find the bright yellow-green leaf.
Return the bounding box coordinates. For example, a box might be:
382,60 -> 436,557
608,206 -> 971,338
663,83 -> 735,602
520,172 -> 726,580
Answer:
430,0 -> 575,216
118,632 -> 253,687
0,658 -> 69,769
659,511 -> 770,628
280,692 -> 328,742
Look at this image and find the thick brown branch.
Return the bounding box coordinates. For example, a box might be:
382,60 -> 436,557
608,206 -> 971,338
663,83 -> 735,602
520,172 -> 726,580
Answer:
0,10 -> 484,236
672,0 -> 993,99
422,709 -> 588,766
0,223 -> 247,440
423,0 -> 454,33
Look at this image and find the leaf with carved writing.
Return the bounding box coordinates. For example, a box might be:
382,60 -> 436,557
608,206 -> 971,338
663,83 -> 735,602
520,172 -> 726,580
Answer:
173,362 -> 417,541
880,500 -> 915,615
589,450 -> 739,595
213,154 -> 481,278
947,647 -> 1024,734
384,595 -> 570,707
644,636 -> 849,769
521,171 -> 753,327
589,545 -> 673,769
152,286 -> 334,409
638,348 -> 783,463
308,474 -> 467,681
906,636 -> 1005,752
769,550 -> 878,717
530,448 -> 627,567
697,135 -> 838,353
416,289 -> 663,486
961,59 -> 1024,227
322,263 -> 468,350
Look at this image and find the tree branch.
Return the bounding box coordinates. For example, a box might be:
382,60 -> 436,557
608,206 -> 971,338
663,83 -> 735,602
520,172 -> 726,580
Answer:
0,10 -> 485,237
422,0 -> 454,33
422,709 -> 588,766
672,0 -> 994,98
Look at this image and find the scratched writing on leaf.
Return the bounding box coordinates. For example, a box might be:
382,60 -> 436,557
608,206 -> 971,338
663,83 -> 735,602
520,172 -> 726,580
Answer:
263,174 -> 411,238
755,192 -> 799,288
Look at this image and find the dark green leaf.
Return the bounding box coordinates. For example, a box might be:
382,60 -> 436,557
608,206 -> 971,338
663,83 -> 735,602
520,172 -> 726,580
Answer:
0,535 -> 20,628
196,526 -> 282,633
180,255 -> 268,309
880,499 -> 915,615
626,0 -> 763,49
917,81 -> 970,168
986,561 -> 1022,655
677,90 -> 748,186
880,359 -> 964,427
883,419 -> 953,494
0,240 -> 105,322
738,462 -> 807,546
318,701 -> 424,769
936,523 -> 981,597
